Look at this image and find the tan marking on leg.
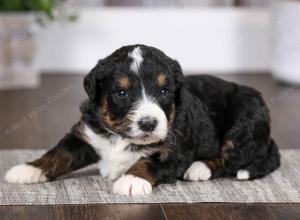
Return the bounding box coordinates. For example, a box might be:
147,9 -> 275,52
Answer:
126,159 -> 157,186
204,139 -> 235,170
205,158 -> 225,170
29,148 -> 73,180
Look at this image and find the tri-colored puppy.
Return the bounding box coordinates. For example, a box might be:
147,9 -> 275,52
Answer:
5,45 -> 280,196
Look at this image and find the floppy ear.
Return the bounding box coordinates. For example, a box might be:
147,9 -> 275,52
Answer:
168,59 -> 184,90
84,66 -> 97,100
84,59 -> 107,101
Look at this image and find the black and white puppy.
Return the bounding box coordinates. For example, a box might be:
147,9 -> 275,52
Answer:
5,45 -> 280,196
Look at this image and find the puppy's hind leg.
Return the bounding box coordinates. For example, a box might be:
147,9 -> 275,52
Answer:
223,91 -> 280,180
5,123 -> 100,184
236,139 -> 280,180
183,140 -> 232,181
185,91 -> 281,182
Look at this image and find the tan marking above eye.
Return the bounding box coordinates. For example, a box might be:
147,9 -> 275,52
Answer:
157,74 -> 167,87
118,76 -> 130,89
224,140 -> 234,150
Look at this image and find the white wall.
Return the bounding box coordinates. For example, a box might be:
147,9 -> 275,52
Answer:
36,7 -> 271,74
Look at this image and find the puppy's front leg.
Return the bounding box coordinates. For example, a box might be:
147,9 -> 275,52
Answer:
5,131 -> 99,184
113,159 -> 156,196
113,150 -> 188,196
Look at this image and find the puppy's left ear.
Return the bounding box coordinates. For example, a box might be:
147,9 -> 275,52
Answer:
84,61 -> 105,101
169,59 -> 184,89
84,67 -> 97,100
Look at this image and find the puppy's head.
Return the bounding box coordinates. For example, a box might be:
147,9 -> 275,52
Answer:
84,45 -> 183,145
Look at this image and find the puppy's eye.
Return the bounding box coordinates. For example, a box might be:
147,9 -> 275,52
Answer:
159,88 -> 169,96
115,90 -> 128,98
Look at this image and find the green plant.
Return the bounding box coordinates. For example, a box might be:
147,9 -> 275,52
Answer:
0,0 -> 52,14
0,0 -> 77,24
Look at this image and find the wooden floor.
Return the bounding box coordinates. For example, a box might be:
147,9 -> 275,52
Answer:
0,73 -> 299,220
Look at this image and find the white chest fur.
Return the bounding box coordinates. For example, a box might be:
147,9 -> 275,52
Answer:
83,124 -> 147,180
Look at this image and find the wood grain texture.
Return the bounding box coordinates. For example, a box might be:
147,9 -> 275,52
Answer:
0,204 -> 166,220
161,203 -> 300,220
0,73 -> 299,220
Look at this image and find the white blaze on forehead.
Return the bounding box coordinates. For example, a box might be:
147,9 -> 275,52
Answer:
128,47 -> 143,74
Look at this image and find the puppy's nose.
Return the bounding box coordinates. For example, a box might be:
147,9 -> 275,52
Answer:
138,117 -> 158,132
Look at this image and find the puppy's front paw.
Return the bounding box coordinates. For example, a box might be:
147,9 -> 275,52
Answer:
113,175 -> 152,196
183,161 -> 211,181
4,164 -> 47,184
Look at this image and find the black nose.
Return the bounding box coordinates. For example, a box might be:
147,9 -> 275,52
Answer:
138,117 -> 158,132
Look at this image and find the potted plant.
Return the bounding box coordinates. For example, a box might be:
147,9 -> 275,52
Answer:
0,0 -> 75,89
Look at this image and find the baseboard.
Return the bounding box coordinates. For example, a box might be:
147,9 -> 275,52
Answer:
0,72 -> 40,90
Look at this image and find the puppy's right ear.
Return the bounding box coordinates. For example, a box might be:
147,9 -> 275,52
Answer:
84,65 -> 98,101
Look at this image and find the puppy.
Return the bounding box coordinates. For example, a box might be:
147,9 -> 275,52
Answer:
5,45 -> 280,196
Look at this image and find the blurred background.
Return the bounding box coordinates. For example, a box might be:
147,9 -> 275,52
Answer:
1,0 -> 300,87
0,0 -> 299,150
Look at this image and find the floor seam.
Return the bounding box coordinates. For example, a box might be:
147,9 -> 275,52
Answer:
160,204 -> 168,220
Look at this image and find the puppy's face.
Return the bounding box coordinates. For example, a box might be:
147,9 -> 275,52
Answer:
84,45 -> 183,145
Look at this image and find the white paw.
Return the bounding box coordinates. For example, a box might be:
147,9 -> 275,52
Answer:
113,175 -> 152,196
183,161 -> 211,181
4,164 -> 47,184
236,169 -> 250,180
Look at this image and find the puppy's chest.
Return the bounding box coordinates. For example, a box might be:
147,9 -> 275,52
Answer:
83,126 -> 147,180
96,138 -> 146,180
